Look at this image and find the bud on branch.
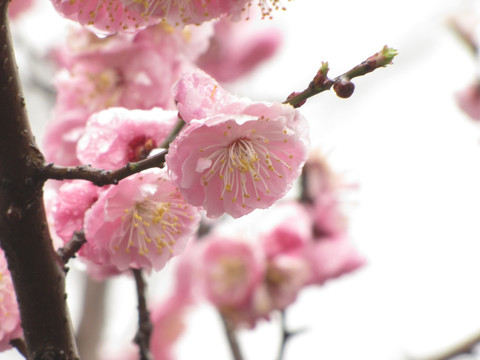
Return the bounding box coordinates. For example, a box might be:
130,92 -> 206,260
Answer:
285,45 -> 398,107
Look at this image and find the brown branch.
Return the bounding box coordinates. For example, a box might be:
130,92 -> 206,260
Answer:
10,338 -> 27,358
219,312 -> 244,360
57,230 -> 86,265
41,150 -> 167,186
285,45 -> 398,108
40,117 -> 185,185
133,269 -> 153,360
0,4 -> 79,359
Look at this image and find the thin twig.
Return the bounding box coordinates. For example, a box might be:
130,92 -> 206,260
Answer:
276,310 -> 308,360
56,230 -> 87,265
159,117 -> 185,149
132,269 -> 152,360
277,310 -> 291,360
10,338 -> 27,358
411,329 -> 480,360
285,45 -> 398,108
219,312 -> 244,360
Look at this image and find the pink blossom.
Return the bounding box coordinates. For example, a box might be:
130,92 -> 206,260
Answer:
121,0 -> 264,28
305,235 -> 365,286
77,107 -> 178,169
8,0 -> 34,19
43,108 -> 89,166
44,23 -> 210,166
253,254 -> 310,315
0,250 -> 22,351
167,70 -> 309,218
50,0 -> 159,35
197,16 -> 282,82
50,0 -> 284,34
259,202 -> 312,258
456,81 -> 480,120
51,180 -> 103,243
84,169 -> 200,272
198,237 -> 264,308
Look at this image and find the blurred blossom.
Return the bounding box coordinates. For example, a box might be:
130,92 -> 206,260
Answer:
8,0 -> 35,20
198,237 -> 264,308
197,16 -> 282,82
0,250 -> 22,351
456,81 -> 480,120
43,22 -> 213,166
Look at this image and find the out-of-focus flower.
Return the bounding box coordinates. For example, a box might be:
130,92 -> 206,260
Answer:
198,237 -> 264,308
167,70 -> 310,218
197,16 -> 282,82
8,0 -> 34,20
304,235 -> 365,286
84,169 -> 201,272
76,107 -> 178,169
44,23 -> 213,166
0,250 -> 22,351
456,81 -> 480,120
43,109 -> 90,166
258,202 -> 311,258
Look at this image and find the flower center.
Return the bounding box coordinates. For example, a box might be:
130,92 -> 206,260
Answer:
200,123 -> 294,209
127,135 -> 157,162
117,196 -> 191,256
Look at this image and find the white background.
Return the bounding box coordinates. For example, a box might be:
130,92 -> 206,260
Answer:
4,0 -> 480,359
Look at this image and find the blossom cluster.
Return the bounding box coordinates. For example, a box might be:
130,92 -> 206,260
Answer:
0,0 -> 372,359
43,16 -> 280,166
158,155 -> 364,329
41,7 -> 289,277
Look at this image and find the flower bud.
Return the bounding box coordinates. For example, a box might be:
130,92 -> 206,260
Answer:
333,79 -> 355,98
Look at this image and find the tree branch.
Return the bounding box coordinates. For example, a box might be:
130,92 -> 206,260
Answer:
0,4 -> 79,359
133,269 -> 153,360
411,329 -> 480,360
276,310 -> 307,360
41,150 -> 167,186
10,338 -> 27,359
56,230 -> 86,266
219,312 -> 244,360
285,45 -> 398,108
40,117 -> 185,185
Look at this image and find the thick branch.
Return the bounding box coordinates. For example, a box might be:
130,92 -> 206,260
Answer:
285,45 -> 398,108
133,269 -> 152,360
10,338 -> 27,358
0,5 -> 78,359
